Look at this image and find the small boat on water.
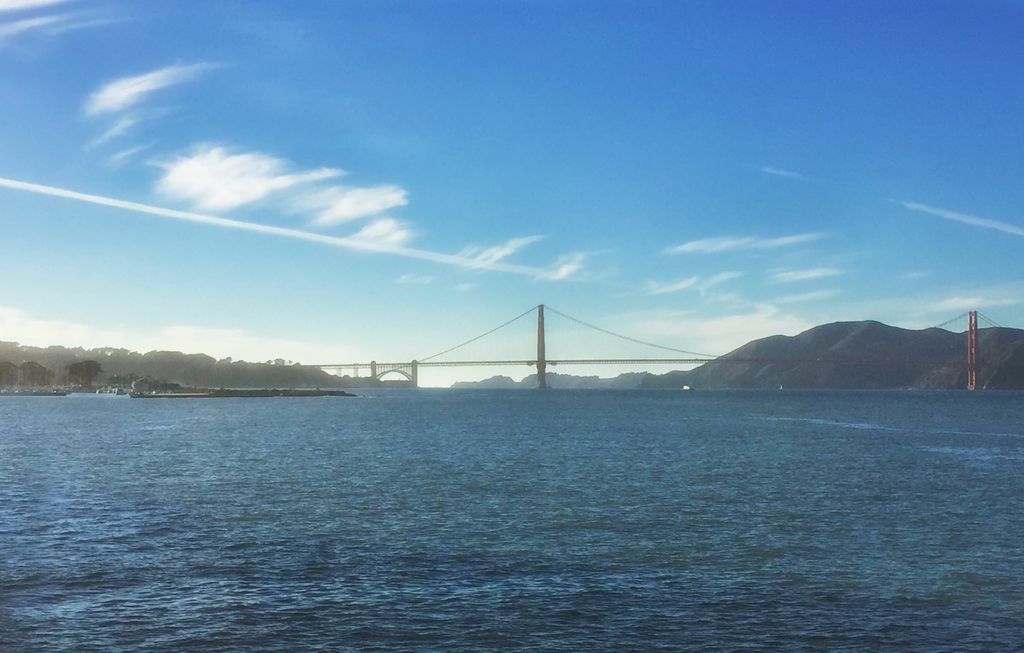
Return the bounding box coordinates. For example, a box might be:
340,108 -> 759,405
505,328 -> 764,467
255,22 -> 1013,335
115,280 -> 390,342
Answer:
681,385 -> 691,391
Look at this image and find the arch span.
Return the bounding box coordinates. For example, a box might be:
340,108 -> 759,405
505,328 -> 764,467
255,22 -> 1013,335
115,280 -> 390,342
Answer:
377,369 -> 413,382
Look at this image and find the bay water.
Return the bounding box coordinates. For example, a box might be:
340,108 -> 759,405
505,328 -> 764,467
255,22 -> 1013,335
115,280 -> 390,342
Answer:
2,390 -> 1023,651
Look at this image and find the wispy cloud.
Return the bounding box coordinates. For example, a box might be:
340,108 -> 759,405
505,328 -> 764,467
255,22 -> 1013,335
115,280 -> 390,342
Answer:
350,217 -> 413,247
396,274 -> 434,285
761,166 -> 810,181
86,113 -> 139,149
930,296 -> 1021,313
895,200 -> 1024,238
644,276 -> 699,296
297,185 -> 408,226
666,232 -> 821,255
770,267 -> 841,283
698,271 -> 742,294
0,1 -> 71,12
0,12 -> 61,39
84,63 -> 215,116
106,143 -> 151,167
150,144 -> 577,279
157,145 -> 342,211
643,271 -> 741,296
773,289 -> 839,304
0,176 -> 566,277
47,15 -> 120,35
540,252 -> 587,281
458,236 -> 546,269
903,270 -> 930,280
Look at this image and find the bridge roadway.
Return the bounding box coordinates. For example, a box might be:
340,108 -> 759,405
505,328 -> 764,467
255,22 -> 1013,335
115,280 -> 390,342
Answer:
303,304 -> 973,388
313,358 -> 714,369
307,356 -> 962,386
306,358 -> 717,387
434,358 -> 719,366
310,357 -> 961,369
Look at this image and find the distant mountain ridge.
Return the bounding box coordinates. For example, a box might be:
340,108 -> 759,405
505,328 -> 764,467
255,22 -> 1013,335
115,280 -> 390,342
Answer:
454,321 -> 1024,390
4,320 -> 1023,390
452,372 -> 648,390
657,320 -> 1024,390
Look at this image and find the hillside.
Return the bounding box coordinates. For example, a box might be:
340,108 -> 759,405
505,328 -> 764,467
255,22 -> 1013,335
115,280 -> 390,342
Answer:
453,322 -> 1024,390
0,341 -> 359,388
642,321 -> 1024,390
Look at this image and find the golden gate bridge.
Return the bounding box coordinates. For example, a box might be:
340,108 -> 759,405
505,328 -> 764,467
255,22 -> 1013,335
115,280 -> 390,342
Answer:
308,305 -> 996,390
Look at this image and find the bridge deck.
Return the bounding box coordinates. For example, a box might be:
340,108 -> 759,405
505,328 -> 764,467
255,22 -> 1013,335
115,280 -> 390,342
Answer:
309,357 -> 963,369
309,358 -> 715,369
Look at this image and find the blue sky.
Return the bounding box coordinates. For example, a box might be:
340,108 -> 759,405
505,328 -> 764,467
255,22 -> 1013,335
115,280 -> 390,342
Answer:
1,0 -> 1022,385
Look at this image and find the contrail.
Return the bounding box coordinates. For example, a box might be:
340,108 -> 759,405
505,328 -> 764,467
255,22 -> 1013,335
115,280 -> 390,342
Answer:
895,200 -> 1024,238
0,176 -> 548,276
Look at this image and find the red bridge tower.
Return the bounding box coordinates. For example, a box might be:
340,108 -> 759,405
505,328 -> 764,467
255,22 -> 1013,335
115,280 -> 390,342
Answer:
967,310 -> 977,391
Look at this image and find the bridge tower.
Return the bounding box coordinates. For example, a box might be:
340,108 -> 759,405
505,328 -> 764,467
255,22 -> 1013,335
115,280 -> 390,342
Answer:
410,360 -> 418,388
536,304 -> 547,389
967,310 -> 977,391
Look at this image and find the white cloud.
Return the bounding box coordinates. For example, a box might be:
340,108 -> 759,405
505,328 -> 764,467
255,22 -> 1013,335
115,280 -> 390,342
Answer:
643,272 -> 741,298
666,233 -> 821,254
645,276 -> 699,295
773,289 -> 839,304
151,144 -> 564,278
0,13 -> 62,39
86,113 -> 139,148
698,271 -> 742,294
0,175 -> 560,276
621,304 -> 814,358
761,166 -> 810,181
895,200 -> 1024,238
84,63 -> 215,116
0,304 -> 122,348
0,304 -> 357,364
540,252 -> 587,281
47,15 -> 119,35
930,296 -> 1021,313
106,143 -> 151,167
154,325 -> 356,364
350,217 -> 413,246
458,235 -> 545,269
0,0 -> 70,11
396,273 -> 434,285
299,185 -> 408,226
156,145 -> 342,211
0,8 -> 115,44
644,271 -> 741,297
770,267 -> 841,283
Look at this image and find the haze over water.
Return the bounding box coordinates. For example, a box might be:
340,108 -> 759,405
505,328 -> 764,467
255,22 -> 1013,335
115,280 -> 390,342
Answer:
2,390 -> 1023,651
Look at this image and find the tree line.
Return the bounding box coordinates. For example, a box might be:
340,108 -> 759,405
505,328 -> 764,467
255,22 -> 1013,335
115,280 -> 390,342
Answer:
0,359 -> 104,388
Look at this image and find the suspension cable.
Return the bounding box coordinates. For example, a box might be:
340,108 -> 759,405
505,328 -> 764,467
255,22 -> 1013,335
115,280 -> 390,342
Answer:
931,313 -> 967,331
418,306 -> 538,362
977,312 -> 1003,328
545,305 -> 720,358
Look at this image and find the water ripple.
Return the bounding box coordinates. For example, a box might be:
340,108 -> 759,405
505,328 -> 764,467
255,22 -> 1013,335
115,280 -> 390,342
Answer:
2,390 -> 1023,651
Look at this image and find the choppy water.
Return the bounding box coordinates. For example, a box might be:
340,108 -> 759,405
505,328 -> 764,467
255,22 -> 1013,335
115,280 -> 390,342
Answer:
2,390 -> 1023,651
